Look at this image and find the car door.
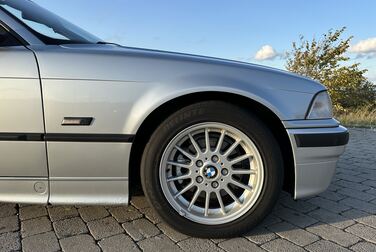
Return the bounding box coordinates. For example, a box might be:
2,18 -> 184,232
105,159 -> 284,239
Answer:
0,25 -> 48,203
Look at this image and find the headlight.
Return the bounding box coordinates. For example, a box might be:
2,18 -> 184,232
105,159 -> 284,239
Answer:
306,91 -> 333,119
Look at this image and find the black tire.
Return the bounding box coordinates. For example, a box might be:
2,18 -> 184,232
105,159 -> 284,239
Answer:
141,101 -> 283,238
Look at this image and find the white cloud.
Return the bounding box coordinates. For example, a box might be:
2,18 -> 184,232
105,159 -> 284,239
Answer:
349,37 -> 376,58
255,45 -> 278,61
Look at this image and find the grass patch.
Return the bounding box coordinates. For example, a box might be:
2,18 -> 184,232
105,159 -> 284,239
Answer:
335,106 -> 376,128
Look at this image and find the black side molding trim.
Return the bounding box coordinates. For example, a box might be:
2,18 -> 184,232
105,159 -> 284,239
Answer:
0,133 -> 134,143
44,134 -> 135,143
295,131 -> 349,147
0,133 -> 43,141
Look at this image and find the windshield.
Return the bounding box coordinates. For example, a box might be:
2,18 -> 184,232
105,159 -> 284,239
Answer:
0,0 -> 101,45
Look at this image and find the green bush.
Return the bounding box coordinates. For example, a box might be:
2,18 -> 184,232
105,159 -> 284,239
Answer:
285,27 -> 376,113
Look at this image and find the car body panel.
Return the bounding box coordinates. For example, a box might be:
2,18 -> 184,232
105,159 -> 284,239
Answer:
33,44 -> 324,137
0,45 -> 48,203
49,180 -> 128,205
47,142 -> 131,179
0,76 -> 44,133
40,78 -> 315,135
0,178 -> 48,204
0,141 -> 47,177
32,44 -> 322,203
0,46 -> 39,78
287,126 -> 348,198
33,44 -> 322,93
40,78 -> 147,134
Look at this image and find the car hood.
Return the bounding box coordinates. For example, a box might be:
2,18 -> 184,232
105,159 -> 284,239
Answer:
33,44 -> 325,94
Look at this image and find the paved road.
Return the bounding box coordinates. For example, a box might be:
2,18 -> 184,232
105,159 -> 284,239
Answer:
0,128 -> 375,252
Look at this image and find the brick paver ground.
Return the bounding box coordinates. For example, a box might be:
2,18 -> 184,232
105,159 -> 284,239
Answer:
1,128 -> 375,252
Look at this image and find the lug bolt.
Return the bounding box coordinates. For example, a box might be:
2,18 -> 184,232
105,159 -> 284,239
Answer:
212,155 -> 219,162
196,160 -> 203,167
221,168 -> 229,176
196,176 -> 204,183
212,181 -> 219,188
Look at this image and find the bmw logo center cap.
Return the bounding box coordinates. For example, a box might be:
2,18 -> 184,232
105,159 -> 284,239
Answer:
205,166 -> 217,178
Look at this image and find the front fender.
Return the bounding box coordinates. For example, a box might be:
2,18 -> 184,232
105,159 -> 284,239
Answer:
123,77 -> 315,134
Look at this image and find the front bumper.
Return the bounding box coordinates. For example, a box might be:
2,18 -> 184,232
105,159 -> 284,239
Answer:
287,125 -> 349,199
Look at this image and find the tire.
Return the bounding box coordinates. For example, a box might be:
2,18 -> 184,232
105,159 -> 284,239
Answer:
141,101 -> 283,238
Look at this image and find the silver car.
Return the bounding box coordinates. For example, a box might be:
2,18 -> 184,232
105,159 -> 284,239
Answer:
0,0 -> 348,237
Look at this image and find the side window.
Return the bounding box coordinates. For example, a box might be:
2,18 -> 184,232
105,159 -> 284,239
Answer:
0,25 -> 20,47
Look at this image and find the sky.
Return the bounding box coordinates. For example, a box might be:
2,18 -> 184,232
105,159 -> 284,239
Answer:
33,0 -> 376,82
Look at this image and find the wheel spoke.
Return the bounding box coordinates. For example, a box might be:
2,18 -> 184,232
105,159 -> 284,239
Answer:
188,134 -> 201,155
216,191 -> 226,214
175,145 -> 196,160
230,179 -> 253,192
232,169 -> 256,175
205,128 -> 210,153
224,187 -> 241,204
229,154 -> 252,165
167,161 -> 191,169
215,130 -> 226,153
167,174 -> 191,182
204,191 -> 210,216
188,188 -> 200,211
223,139 -> 241,157
174,182 -> 194,198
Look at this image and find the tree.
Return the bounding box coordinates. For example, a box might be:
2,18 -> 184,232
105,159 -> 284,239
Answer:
285,27 -> 376,112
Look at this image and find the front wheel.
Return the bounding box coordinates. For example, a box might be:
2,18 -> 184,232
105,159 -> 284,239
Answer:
141,101 -> 283,238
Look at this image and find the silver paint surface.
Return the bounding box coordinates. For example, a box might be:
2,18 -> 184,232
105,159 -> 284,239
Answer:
0,46 -> 48,193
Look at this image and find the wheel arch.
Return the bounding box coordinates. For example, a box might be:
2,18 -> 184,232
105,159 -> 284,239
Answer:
128,92 -> 295,199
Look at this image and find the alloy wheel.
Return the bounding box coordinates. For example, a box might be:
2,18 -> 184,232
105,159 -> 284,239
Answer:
159,122 -> 264,225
